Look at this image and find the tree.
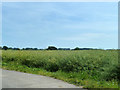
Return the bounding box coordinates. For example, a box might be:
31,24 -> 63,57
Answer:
8,47 -> 13,50
74,47 -> 80,50
33,48 -> 38,50
0,46 -> 2,50
3,46 -> 8,50
13,48 -> 20,50
47,46 -> 57,50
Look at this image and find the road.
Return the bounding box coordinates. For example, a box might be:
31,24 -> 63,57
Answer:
2,69 -> 83,88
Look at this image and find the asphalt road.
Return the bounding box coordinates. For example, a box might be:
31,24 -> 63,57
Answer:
2,69 -> 83,88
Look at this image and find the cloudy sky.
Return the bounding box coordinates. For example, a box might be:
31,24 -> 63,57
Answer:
2,2 -> 118,49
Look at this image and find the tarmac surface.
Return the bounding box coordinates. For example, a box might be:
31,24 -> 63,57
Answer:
1,69 -> 83,88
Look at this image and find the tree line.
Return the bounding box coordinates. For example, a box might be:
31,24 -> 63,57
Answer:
0,46 -> 103,50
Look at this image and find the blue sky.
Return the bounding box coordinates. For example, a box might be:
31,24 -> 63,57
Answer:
2,2 -> 118,49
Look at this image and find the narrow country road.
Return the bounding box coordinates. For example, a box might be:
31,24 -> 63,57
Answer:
2,69 -> 84,88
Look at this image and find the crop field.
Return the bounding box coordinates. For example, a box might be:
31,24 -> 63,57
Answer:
1,50 -> 119,88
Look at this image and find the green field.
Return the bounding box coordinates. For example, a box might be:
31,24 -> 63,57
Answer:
1,50 -> 119,88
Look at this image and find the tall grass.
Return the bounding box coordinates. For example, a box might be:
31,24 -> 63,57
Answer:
2,50 -> 119,88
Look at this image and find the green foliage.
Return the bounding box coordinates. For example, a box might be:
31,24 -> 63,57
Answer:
74,47 -> 80,50
3,46 -> 8,50
1,50 -> 119,88
47,46 -> 57,50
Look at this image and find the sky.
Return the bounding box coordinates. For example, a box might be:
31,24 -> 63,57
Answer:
2,2 -> 118,49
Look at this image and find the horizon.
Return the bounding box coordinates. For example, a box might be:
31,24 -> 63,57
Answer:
2,2 -> 118,49
0,45 -> 117,50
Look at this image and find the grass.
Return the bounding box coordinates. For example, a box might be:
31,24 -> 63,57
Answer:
1,50 -> 119,88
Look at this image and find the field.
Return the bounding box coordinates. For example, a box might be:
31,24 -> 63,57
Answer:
1,50 -> 119,88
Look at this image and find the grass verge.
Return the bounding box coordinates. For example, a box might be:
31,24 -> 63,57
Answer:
2,61 -> 118,88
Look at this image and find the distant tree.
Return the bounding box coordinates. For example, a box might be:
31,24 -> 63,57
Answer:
58,48 -> 70,50
22,48 -> 38,50
33,48 -> 38,50
17,48 -> 20,50
13,48 -> 20,50
8,47 -> 13,50
39,49 -> 43,50
47,46 -> 57,50
82,48 -> 93,50
3,46 -> 8,50
74,47 -> 80,50
22,48 -> 25,50
0,46 -> 2,50
24,48 -> 32,50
